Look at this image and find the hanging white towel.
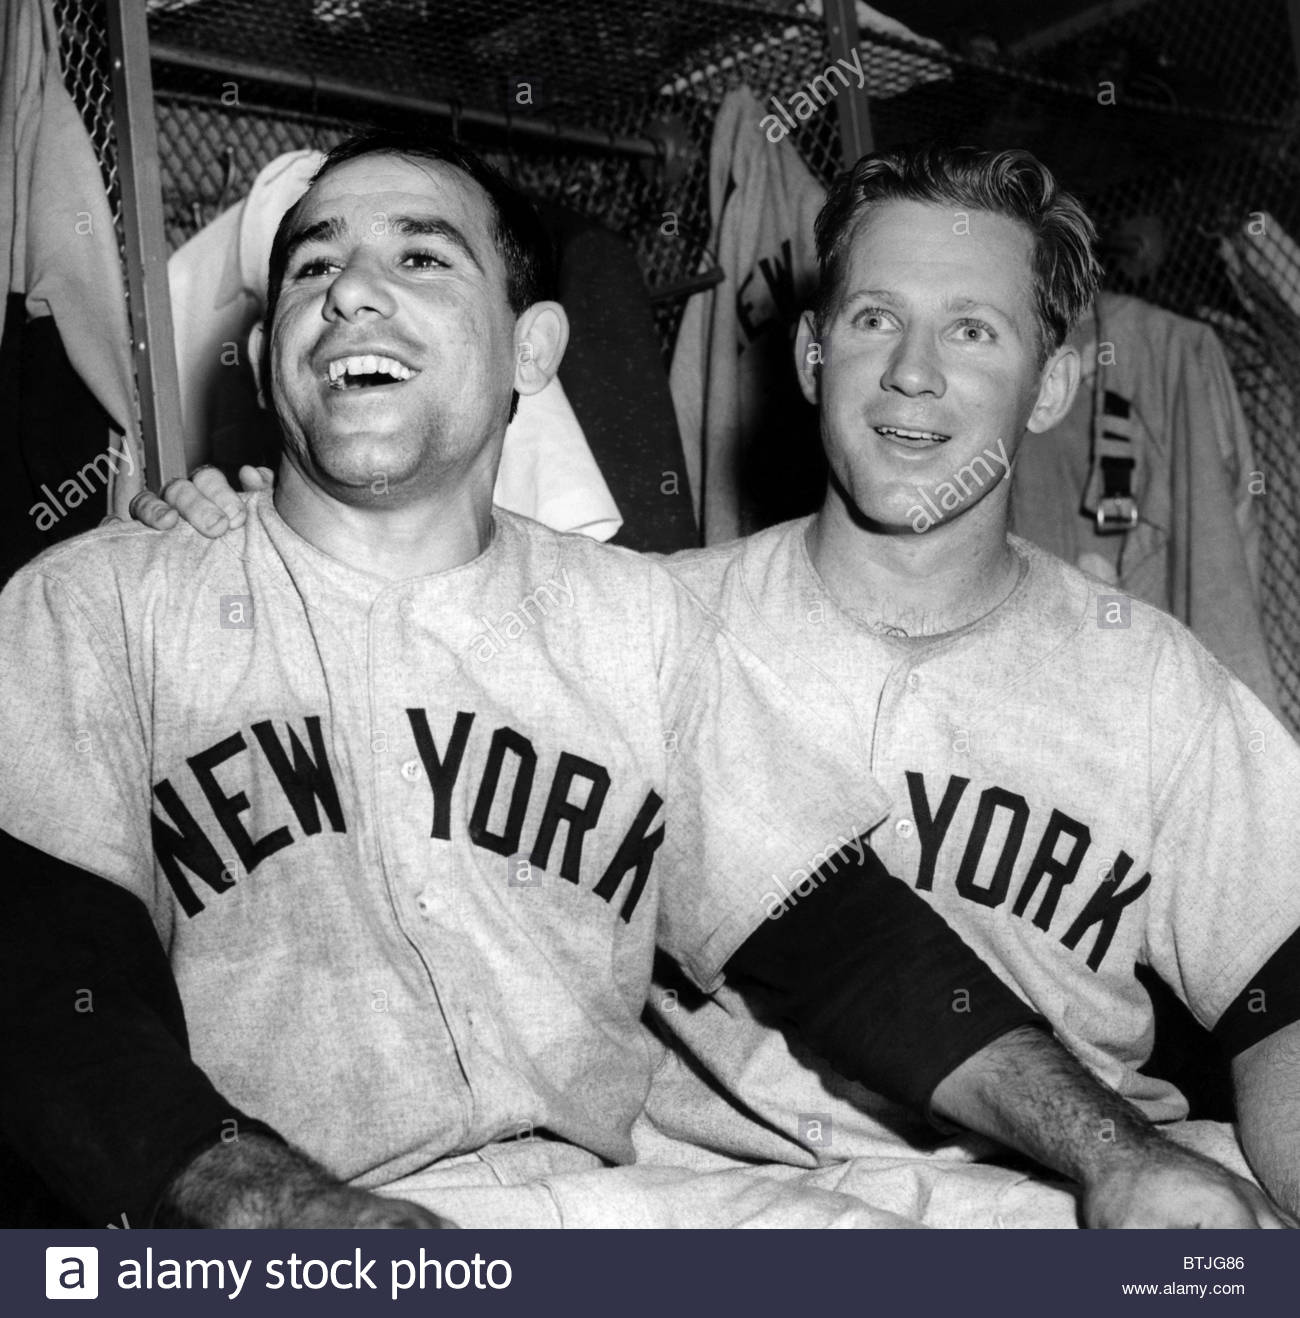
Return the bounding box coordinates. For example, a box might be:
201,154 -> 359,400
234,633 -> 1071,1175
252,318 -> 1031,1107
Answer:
2,0 -> 140,515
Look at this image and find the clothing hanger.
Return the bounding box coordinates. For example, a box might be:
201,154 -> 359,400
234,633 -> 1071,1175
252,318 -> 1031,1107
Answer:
213,144 -> 236,218
648,267 -> 725,305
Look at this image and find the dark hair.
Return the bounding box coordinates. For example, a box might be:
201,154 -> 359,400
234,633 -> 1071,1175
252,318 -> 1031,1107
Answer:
262,127 -> 556,334
813,144 -> 1101,363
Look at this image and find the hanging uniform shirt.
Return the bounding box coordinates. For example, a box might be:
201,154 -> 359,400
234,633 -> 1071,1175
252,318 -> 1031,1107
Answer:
1,0 -> 140,516
1011,293 -> 1277,716
537,203 -> 698,553
669,86 -> 827,543
1216,235 -> 1300,740
641,518 -> 1300,1169
0,494 -> 882,1187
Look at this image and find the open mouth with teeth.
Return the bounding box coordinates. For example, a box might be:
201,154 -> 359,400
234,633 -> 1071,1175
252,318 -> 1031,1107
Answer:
875,424 -> 951,446
326,354 -> 418,390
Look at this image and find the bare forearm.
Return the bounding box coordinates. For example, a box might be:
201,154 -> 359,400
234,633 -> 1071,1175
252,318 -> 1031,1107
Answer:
719,849 -> 1290,1227
1239,1123 -> 1300,1219
157,1133 -> 452,1229
157,1133 -> 334,1228
932,1025 -> 1158,1181
934,1025 -> 1294,1227
1233,1023 -> 1300,1218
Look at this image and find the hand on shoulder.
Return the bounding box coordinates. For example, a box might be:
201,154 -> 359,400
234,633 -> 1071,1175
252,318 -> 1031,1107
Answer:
127,465 -> 275,538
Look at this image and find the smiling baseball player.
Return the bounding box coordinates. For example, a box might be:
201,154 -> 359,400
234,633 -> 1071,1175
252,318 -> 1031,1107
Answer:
634,144 -> 1300,1223
42,131 -> 1292,1230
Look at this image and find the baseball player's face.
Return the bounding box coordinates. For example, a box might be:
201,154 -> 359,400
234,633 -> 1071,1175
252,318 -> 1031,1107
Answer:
264,154 -> 519,506
800,199 -> 1074,534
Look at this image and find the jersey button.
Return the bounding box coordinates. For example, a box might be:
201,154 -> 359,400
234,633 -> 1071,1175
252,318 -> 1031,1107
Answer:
401,759 -> 422,781
895,818 -> 914,838
905,672 -> 921,692
416,889 -> 435,915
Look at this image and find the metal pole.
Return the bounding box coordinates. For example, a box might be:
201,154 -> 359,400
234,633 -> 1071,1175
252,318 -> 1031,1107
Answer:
822,0 -> 873,167
106,0 -> 186,488
1289,0 -> 1300,109
150,44 -> 663,161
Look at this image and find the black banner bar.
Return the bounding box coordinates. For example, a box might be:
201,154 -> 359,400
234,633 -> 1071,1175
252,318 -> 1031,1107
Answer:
11,1229 -> 1290,1317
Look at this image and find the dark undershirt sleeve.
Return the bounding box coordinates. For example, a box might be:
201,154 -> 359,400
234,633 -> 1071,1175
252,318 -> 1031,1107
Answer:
0,829 -> 283,1227
724,841 -> 1047,1116
1212,924 -> 1300,1057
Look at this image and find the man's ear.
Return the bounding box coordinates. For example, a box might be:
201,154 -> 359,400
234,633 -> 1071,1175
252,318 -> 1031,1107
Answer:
1026,342 -> 1081,434
794,309 -> 822,406
513,302 -> 569,397
248,321 -> 268,410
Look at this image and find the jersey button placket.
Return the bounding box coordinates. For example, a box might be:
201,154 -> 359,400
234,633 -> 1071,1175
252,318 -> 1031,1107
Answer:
363,589 -> 473,1147
878,663 -> 921,852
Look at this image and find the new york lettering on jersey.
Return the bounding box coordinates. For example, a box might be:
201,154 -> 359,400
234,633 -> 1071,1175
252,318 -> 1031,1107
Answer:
672,520 -> 1170,983
901,769 -> 1150,974
152,708 -> 664,923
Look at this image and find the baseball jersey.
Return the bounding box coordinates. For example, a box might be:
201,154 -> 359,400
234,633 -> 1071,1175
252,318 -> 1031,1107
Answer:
640,516 -> 1300,1165
0,493 -> 885,1188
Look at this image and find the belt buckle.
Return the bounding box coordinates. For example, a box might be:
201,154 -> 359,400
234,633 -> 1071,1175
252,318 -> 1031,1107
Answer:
1095,496 -> 1138,532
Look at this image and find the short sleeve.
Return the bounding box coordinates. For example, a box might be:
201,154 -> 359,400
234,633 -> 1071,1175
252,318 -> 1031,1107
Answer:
655,594 -> 891,991
0,567 -> 156,910
1145,667 -> 1300,1036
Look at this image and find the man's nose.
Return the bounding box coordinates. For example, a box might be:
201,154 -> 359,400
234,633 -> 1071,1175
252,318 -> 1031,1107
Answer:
881,328 -> 945,397
323,258 -> 397,322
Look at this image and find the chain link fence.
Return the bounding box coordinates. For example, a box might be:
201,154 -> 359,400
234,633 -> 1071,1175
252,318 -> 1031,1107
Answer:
149,0 -> 841,352
51,0 -> 1300,732
52,0 -> 122,234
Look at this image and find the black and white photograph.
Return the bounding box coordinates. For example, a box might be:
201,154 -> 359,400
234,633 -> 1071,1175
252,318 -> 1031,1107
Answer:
3,0 -> 1299,1310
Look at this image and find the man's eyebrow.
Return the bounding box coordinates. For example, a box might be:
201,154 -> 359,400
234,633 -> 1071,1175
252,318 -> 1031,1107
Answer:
845,290 -> 1014,313
944,295 -> 1015,320
284,215 -> 348,264
843,287 -> 900,305
386,214 -> 484,273
282,213 -> 486,275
